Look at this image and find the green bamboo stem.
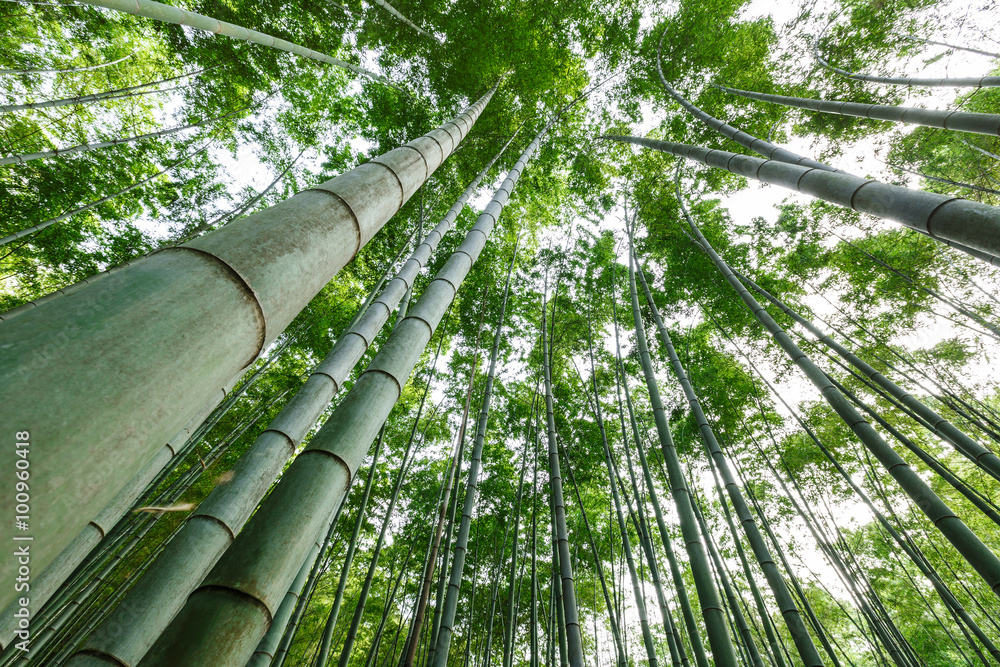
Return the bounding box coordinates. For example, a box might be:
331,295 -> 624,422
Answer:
627,240 -> 824,667
369,0 -> 438,41
734,269 -> 1000,482
562,427 -> 626,666
713,83 -> 1000,137
431,233 -> 521,667
0,49 -> 134,74
539,286 -> 584,667
400,126 -> 523,667
602,134 -> 1000,261
503,416 -> 536,667
898,35 -> 1000,59
313,426 -> 388,667
76,0 -> 392,85
0,86 -> 279,166
813,42 -> 1000,87
621,239 -> 741,667
679,188 -> 1000,603
689,485 -> 766,667
0,88 -> 496,609
655,28 -> 836,173
0,139 -> 212,247
0,60 -> 228,112
337,344 -> 445,667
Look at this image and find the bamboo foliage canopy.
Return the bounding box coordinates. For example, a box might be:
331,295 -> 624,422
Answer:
1,0 -> 999,666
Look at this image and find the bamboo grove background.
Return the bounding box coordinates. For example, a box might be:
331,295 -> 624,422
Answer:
1,0 -> 999,665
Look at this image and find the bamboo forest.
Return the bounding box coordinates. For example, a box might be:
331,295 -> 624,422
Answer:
2,0 -> 1000,664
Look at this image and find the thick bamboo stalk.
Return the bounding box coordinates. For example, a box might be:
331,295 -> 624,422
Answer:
690,488 -> 763,667
77,0 -> 391,85
246,504 -> 341,667
337,415 -> 425,667
65,156 -> 468,665
602,134 -> 1000,260
679,188 -> 1000,602
137,99 -> 521,667
312,425 -> 386,667
713,84 -> 1000,136
0,383 -> 236,651
0,86 -> 495,608
398,136 -> 519,667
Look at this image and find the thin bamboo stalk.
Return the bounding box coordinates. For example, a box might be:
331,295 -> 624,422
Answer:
77,0 -> 392,85
678,184 -> 1000,602
432,234 -> 522,666
713,84 -> 1000,136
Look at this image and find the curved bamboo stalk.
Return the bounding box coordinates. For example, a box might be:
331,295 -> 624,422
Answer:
713,84 -> 1000,137
0,60 -> 227,112
0,86 -> 495,610
813,43 -> 1000,88
656,31 -> 995,266
677,183 -> 1000,603
656,29 -> 836,172
898,35 -> 1000,59
0,49 -> 133,75
77,0 -> 393,86
601,134 -> 1000,261
0,85 -> 278,166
